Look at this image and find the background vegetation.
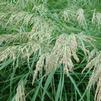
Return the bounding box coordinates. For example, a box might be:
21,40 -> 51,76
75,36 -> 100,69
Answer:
0,0 -> 101,101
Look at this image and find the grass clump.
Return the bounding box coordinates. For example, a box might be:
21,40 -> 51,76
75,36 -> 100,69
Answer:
0,0 -> 101,101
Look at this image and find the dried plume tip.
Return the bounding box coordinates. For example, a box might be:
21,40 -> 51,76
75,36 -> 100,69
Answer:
12,80 -> 26,101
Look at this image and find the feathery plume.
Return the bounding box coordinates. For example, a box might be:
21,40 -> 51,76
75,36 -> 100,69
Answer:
92,10 -> 101,28
12,80 -> 26,101
84,50 -> 101,101
76,8 -> 86,27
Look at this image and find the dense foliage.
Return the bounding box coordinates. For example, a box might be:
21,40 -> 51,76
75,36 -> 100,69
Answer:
0,0 -> 101,101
